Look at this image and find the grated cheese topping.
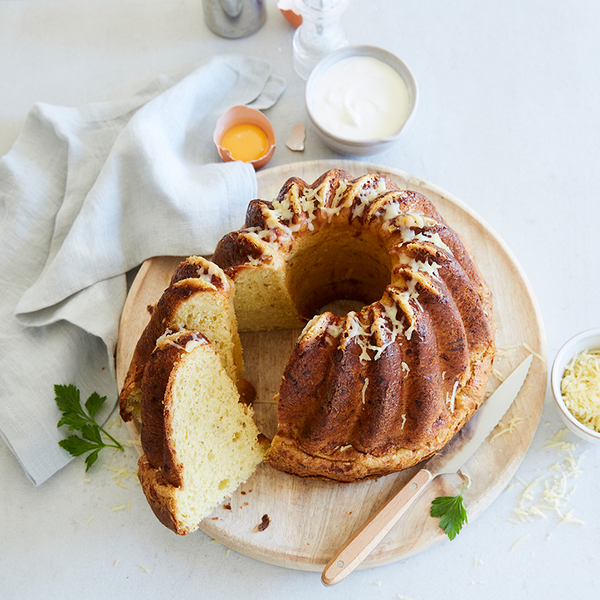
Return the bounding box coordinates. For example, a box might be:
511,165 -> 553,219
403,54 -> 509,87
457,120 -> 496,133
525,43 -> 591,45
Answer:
361,377 -> 369,404
446,380 -> 459,413
155,330 -> 207,352
350,178 -> 391,220
343,312 -> 372,363
196,261 -> 221,284
326,322 -> 344,339
560,349 -> 600,433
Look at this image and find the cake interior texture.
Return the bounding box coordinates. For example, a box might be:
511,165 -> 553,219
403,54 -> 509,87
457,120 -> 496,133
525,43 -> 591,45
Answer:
138,332 -> 267,535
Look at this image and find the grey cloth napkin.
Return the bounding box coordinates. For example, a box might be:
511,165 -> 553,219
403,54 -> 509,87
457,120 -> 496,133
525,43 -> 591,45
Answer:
0,54 -> 285,485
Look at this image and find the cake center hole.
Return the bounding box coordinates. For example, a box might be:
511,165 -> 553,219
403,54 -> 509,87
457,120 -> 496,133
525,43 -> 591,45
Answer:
287,228 -> 391,318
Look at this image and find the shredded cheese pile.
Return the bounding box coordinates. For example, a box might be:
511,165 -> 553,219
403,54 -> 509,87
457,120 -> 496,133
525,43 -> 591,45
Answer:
560,349 -> 600,433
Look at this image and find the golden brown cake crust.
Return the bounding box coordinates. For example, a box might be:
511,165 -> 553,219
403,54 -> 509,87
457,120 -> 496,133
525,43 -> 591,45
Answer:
137,330 -> 210,535
119,256 -> 237,423
138,454 -> 184,534
212,169 -> 496,482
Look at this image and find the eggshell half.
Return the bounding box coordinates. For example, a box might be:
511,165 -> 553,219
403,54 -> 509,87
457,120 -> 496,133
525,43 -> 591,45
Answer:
213,105 -> 276,170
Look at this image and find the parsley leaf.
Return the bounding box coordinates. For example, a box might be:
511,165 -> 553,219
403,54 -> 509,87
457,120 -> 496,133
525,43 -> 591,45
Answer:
55,384 -> 124,471
430,483 -> 468,540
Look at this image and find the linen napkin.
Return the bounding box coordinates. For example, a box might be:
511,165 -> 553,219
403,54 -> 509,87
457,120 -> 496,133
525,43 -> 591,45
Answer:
0,54 -> 285,485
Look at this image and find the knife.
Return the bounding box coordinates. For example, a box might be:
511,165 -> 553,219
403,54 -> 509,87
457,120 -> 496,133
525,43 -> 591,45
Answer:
321,353 -> 533,586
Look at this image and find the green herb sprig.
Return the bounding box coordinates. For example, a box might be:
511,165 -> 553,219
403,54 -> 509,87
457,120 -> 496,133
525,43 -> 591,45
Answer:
430,483 -> 468,540
55,384 -> 124,471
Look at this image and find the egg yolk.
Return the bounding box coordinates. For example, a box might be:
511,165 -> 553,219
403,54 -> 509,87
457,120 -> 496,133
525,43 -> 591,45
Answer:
220,123 -> 269,162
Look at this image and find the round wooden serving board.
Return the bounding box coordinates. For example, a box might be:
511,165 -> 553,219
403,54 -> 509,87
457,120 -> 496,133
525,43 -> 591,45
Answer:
116,160 -> 547,571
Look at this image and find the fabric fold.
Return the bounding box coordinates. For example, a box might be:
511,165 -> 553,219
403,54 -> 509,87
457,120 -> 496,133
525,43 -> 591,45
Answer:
0,54 -> 285,485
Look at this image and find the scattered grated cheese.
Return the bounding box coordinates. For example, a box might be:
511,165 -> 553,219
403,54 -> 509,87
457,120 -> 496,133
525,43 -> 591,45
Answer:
400,413 -> 407,429
522,342 -> 546,364
138,564 -> 150,573
511,534 -> 530,551
461,472 -> 472,488
112,504 -> 127,511
495,344 -> 520,358
560,349 -> 600,433
113,560 -> 119,567
492,368 -> 505,382
509,429 -> 586,528
557,509 -> 585,526
490,413 -> 524,442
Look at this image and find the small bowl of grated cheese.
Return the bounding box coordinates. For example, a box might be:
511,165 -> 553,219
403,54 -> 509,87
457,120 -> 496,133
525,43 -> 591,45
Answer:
551,328 -> 600,443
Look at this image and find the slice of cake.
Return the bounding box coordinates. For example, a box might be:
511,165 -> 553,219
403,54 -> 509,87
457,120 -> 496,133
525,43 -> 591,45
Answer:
138,330 -> 269,535
119,256 -> 243,424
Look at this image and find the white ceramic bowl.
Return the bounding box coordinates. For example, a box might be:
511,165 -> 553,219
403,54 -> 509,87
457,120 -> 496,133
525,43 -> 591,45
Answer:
305,45 -> 418,156
551,328 -> 600,443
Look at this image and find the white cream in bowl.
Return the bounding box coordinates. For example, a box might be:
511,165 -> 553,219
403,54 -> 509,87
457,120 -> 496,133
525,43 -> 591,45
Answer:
308,55 -> 410,141
305,45 -> 417,156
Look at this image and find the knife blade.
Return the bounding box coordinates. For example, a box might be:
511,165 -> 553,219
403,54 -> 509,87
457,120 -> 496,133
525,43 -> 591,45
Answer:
321,354 -> 533,586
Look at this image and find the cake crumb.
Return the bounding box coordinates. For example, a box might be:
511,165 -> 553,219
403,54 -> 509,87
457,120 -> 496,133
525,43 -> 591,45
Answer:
258,514 -> 270,531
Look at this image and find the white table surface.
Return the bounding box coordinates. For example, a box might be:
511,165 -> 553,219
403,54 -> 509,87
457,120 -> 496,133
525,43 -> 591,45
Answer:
1,1 -> 599,599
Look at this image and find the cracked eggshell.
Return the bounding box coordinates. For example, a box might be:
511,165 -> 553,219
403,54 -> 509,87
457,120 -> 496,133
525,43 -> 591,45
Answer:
213,105 -> 276,170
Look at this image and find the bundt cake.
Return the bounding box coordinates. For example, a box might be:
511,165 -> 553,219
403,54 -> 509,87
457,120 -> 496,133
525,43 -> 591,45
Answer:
119,255 -> 244,424
212,168 -> 496,482
121,168 -> 496,530
138,330 -> 268,535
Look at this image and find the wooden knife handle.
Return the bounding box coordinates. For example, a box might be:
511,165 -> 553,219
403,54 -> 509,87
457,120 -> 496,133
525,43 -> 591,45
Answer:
321,468 -> 434,586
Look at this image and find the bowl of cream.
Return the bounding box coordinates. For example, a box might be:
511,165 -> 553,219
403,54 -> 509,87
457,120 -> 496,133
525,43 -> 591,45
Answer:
305,45 -> 418,155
